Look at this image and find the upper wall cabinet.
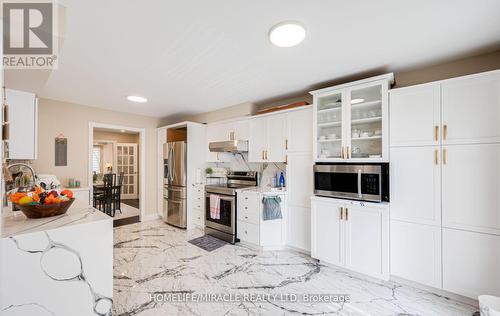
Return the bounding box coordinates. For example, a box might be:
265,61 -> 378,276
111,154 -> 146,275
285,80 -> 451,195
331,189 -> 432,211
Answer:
286,107 -> 313,152
6,89 -> 38,160
248,113 -> 286,162
311,74 -> 393,162
390,84 -> 441,147
442,71 -> 500,145
205,118 -> 249,162
390,70 -> 500,148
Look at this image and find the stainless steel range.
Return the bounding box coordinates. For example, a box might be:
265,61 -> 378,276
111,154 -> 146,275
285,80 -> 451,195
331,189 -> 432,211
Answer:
204,171 -> 258,244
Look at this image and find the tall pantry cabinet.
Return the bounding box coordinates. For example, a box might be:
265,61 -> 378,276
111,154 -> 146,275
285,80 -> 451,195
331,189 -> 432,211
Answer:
389,69 -> 500,299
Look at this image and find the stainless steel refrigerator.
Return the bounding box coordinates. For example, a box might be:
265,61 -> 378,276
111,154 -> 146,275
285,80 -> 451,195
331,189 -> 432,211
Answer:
163,141 -> 187,228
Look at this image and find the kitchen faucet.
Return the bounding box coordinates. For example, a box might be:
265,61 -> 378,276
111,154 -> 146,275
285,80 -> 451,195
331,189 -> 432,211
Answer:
3,162 -> 37,206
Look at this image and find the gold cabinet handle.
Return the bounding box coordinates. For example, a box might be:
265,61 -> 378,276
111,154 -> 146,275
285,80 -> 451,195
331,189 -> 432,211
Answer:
345,208 -> 348,221
443,148 -> 448,164
265,150 -> 268,160
341,146 -> 344,159
347,146 -> 350,159
261,150 -> 264,160
443,124 -> 448,141
434,149 -> 439,165
230,131 -> 235,140
285,139 -> 288,150
434,126 -> 439,142
340,207 -> 343,220
284,154 -> 288,164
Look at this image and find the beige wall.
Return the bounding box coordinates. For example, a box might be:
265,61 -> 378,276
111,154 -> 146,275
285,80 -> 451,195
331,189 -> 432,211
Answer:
32,98 -> 160,214
394,49 -> 500,88
160,102 -> 256,126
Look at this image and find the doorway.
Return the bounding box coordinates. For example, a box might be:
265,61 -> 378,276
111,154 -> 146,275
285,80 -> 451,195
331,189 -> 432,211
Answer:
89,122 -> 146,225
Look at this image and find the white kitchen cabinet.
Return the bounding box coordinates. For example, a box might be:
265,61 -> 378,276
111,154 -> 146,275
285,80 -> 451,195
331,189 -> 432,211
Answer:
311,74 -> 393,163
391,220 -> 442,289
236,190 -> 287,249
228,119 -> 250,141
443,228 -> 500,299
192,183 -> 205,227
311,196 -> 389,280
206,123 -> 231,162
287,205 -> 311,251
248,116 -> 267,162
72,188 -> 91,205
389,83 -> 441,147
248,114 -> 287,162
344,203 -> 389,279
442,70 -> 500,145
286,107 -> 313,152
286,152 -> 313,208
6,88 -> 38,160
390,146 -> 441,226
311,198 -> 343,266
442,143 -> 500,236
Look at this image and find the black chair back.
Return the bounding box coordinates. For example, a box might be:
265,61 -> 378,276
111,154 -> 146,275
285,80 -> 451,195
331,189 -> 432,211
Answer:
103,173 -> 116,187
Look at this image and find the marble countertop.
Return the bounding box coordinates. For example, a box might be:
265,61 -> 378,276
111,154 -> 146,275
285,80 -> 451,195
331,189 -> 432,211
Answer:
236,186 -> 287,194
1,199 -> 111,238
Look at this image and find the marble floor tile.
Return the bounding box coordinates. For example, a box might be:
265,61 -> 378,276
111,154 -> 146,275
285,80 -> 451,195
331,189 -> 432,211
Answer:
113,220 -> 477,316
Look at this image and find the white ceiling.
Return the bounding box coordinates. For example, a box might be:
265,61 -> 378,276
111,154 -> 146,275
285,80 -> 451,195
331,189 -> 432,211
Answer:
6,0 -> 500,118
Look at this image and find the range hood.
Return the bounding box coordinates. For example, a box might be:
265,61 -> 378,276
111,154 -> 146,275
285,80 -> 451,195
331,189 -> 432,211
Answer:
209,140 -> 248,153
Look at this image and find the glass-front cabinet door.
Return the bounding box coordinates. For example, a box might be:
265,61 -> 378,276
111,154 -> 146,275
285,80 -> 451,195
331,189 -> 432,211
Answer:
312,74 -> 392,162
348,83 -> 384,160
315,90 -> 344,160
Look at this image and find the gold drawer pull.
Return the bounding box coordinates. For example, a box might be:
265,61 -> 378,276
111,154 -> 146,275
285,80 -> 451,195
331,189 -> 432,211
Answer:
434,125 -> 439,142
443,148 -> 448,165
434,149 -> 439,165
443,124 -> 448,140
346,208 -> 349,220
340,207 -> 343,220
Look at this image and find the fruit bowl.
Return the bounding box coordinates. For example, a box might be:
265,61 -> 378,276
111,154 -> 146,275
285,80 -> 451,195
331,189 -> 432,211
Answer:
16,198 -> 75,219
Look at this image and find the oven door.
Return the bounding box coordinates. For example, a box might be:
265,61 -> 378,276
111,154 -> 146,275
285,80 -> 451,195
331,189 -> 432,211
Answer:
314,164 -> 382,202
204,193 -> 235,235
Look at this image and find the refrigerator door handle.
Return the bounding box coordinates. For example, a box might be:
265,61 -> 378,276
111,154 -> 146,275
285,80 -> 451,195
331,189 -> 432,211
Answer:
168,145 -> 174,183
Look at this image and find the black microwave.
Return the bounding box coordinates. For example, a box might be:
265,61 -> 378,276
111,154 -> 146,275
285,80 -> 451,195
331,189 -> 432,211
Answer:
313,163 -> 389,202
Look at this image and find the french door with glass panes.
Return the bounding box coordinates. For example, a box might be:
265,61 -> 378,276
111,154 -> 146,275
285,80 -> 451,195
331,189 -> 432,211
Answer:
117,143 -> 138,199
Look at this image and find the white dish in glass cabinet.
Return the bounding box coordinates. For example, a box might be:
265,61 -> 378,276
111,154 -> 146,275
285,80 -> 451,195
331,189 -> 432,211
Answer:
310,73 -> 393,163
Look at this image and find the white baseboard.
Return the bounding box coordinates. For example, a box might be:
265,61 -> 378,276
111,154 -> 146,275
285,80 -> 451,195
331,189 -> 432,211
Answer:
285,244 -> 311,256
390,275 -> 479,307
141,213 -> 161,222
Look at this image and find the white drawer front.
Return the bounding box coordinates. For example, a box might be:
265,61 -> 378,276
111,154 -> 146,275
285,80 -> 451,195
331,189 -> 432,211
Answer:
193,196 -> 204,210
237,221 -> 259,245
193,209 -> 204,226
239,193 -> 260,208
238,201 -> 260,224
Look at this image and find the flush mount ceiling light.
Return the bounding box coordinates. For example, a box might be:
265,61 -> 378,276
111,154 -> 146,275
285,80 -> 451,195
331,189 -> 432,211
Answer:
127,95 -> 147,103
351,98 -> 365,104
269,21 -> 306,47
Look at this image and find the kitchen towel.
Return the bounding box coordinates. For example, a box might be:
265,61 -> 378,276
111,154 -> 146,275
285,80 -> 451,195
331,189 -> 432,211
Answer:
210,194 -> 221,220
262,196 -> 282,221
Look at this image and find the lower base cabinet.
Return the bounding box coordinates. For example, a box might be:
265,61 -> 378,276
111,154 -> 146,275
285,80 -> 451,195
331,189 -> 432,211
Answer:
443,228 -> 500,299
237,190 -> 287,249
390,220 -> 442,289
311,196 -> 389,280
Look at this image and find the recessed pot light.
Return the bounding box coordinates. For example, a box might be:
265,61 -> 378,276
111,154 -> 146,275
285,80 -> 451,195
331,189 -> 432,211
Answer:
269,21 -> 306,47
351,98 -> 365,104
120,129 -> 126,133
127,95 -> 147,103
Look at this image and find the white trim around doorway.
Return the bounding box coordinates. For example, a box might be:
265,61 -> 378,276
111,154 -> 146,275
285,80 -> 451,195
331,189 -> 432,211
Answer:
88,122 -> 146,221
